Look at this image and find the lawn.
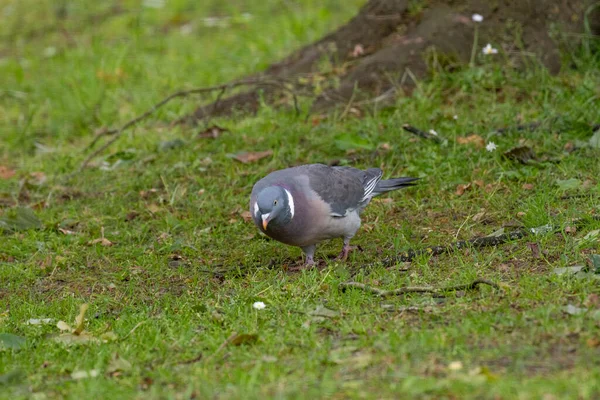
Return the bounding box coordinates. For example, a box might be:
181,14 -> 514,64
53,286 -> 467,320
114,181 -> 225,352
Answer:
1,0 -> 600,399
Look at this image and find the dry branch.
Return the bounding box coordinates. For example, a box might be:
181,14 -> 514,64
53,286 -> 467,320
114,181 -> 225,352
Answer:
402,124 -> 445,143
339,278 -> 500,297
78,78 -> 300,172
377,216 -> 600,267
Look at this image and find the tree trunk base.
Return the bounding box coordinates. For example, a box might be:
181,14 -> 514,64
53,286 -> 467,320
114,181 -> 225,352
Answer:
182,0 -> 599,123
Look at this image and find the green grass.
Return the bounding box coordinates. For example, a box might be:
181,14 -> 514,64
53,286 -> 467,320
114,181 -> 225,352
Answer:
1,0 -> 600,398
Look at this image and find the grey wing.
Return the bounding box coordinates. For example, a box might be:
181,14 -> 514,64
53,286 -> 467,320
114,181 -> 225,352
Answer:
304,164 -> 380,217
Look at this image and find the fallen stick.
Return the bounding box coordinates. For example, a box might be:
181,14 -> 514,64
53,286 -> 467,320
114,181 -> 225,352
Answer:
339,278 -> 500,297
78,78 -> 299,172
380,216 -> 600,266
402,124 -> 445,143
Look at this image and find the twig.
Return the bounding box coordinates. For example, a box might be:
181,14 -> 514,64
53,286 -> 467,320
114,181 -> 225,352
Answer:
78,78 -> 297,172
205,331 -> 239,362
384,230 -> 527,264
402,124 -> 444,143
379,216 -> 600,266
120,320 -> 146,341
490,120 -> 548,136
489,117 -> 599,137
339,278 -> 500,297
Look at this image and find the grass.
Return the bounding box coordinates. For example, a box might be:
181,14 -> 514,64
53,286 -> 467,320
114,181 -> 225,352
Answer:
1,0 -> 600,398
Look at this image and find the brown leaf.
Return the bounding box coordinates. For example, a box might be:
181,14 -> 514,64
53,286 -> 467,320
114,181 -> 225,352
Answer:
503,146 -> 535,164
565,226 -> 577,235
522,183 -> 534,190
58,228 -> 76,235
587,338 -> 600,348
456,134 -> 485,148
139,188 -> 160,199
229,333 -> 258,346
146,204 -> 161,214
233,150 -> 273,164
197,125 -> 229,139
527,242 -> 541,259
125,211 -> 139,221
455,183 -> 472,196
585,293 -> 600,308
29,171 -> 47,185
0,166 -> 16,179
564,142 -> 575,152
240,211 -> 253,222
472,211 -> 486,222
88,237 -> 113,246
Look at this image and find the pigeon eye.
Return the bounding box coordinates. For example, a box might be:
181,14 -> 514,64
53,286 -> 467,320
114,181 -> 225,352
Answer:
273,200 -> 278,206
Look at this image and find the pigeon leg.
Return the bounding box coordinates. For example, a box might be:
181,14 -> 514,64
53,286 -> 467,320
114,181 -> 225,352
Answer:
336,237 -> 355,261
288,245 -> 316,272
301,244 -> 317,266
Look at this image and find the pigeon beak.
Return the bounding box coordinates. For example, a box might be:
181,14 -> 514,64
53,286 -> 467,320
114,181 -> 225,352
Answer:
261,213 -> 270,230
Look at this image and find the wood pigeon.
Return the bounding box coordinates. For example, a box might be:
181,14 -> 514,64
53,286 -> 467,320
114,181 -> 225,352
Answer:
250,163 -> 418,267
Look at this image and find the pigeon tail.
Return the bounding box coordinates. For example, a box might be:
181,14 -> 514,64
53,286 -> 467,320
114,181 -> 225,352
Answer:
373,177 -> 419,195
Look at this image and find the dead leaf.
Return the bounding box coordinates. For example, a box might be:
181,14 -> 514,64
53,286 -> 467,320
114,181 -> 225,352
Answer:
472,211 -> 486,222
88,237 -> 113,246
527,242 -> 541,259
456,134 -> 485,148
74,303 -> 89,334
455,183 -> 471,196
0,166 -> 16,179
197,125 -> 229,139
240,211 -> 252,222
585,294 -> 600,308
503,146 -> 535,164
57,320 -> 72,332
565,226 -> 577,234
233,150 -> 273,164
309,305 -> 339,318
107,353 -> 132,375
146,204 -> 161,214
26,318 -> 54,326
140,188 -> 160,199
564,142 -> 575,152
54,303 -> 100,345
29,171 -> 47,186
522,183 -> 534,190
58,228 -> 76,235
229,333 -> 258,346
125,211 -> 139,222
71,370 -> 100,380
586,338 -> 600,348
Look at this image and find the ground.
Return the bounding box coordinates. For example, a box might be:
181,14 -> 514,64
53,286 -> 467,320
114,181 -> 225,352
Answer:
1,0 -> 600,399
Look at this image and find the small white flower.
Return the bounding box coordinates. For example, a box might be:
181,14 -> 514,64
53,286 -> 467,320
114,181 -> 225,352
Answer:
428,129 -> 438,136
179,24 -> 193,35
472,14 -> 483,23
482,43 -> 498,55
453,115 -> 458,120
252,301 -> 266,310
486,142 -> 497,152
43,47 -> 57,58
448,361 -> 463,371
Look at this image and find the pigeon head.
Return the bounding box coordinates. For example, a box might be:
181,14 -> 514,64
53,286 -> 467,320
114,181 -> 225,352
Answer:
255,186 -> 294,231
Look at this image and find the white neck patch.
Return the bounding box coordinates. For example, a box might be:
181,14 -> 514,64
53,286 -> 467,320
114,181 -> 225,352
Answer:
284,188 -> 294,218
253,201 -> 259,216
